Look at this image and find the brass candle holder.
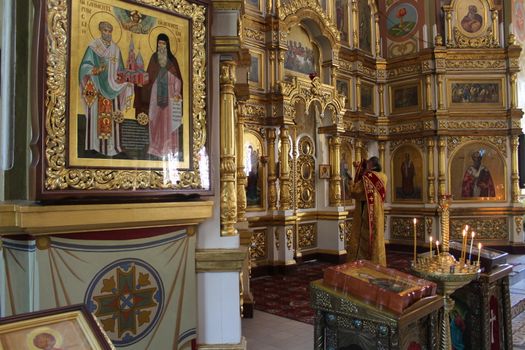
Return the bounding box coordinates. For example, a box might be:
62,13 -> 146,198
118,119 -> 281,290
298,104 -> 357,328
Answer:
412,195 -> 480,350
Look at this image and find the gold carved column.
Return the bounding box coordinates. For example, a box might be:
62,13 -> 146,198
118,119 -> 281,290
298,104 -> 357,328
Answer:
438,137 -> 447,197
220,61 -> 237,236
236,102 -> 247,222
277,50 -> 285,83
511,73 -> 517,109
351,0 -> 358,47
269,51 -> 276,91
492,10 -> 499,45
267,128 -> 278,210
356,77 -> 362,111
444,6 -> 452,45
511,136 -> 520,203
425,75 -> 432,110
355,139 -> 362,162
329,136 -> 342,206
279,126 -> 291,210
378,84 -> 385,116
374,14 -> 381,56
437,75 -> 444,110
427,138 -> 436,204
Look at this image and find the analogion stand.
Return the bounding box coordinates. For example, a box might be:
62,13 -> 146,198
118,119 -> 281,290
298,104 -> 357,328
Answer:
449,263 -> 513,349
310,280 -> 444,350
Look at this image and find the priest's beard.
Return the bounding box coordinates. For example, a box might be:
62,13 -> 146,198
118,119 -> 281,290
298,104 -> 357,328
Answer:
158,47 -> 168,68
102,33 -> 112,45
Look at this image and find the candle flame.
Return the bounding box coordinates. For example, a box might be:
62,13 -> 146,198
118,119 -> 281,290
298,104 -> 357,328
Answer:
413,218 -> 417,224
478,242 -> 482,248
465,225 -> 469,231
471,231 -> 475,238
430,236 -> 433,242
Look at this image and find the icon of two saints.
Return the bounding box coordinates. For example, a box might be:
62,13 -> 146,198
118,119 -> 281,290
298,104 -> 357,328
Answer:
79,10 -> 182,160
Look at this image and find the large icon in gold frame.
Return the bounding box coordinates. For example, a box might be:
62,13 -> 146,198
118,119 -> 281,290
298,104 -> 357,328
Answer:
32,0 -> 209,201
391,144 -> 424,203
449,142 -> 506,201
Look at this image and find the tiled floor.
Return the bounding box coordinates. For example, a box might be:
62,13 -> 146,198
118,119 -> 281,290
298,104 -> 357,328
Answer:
242,310 -> 313,350
245,309 -> 525,349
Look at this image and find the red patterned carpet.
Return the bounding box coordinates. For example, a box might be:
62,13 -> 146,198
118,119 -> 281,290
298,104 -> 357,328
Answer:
250,252 -> 412,324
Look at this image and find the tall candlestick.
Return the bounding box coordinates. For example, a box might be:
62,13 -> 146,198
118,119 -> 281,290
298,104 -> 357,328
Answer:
429,236 -> 433,258
413,218 -> 417,264
436,240 -> 440,256
477,243 -> 482,266
468,231 -> 476,262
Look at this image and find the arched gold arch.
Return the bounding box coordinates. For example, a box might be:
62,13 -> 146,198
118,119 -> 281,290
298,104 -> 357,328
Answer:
279,0 -> 340,51
280,76 -> 345,125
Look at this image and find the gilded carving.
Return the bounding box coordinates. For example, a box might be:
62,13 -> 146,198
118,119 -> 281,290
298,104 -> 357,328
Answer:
439,120 -> 507,130
447,136 -> 507,157
250,229 -> 267,260
298,223 -> 317,249
425,217 -> 433,238
279,127 -> 292,210
451,28 -> 499,48
451,218 -> 508,240
220,61 -> 237,236
44,0 -> 207,192
389,138 -> 425,153
244,28 -> 265,42
245,103 -> 266,119
357,62 -> 376,79
387,64 -> 420,78
445,60 -> 504,70
391,217 -> 424,239
286,227 -> 294,250
220,157 -> 237,235
345,218 -> 353,248
339,222 -> 345,242
388,123 -> 424,135
297,146 -> 315,208
279,0 -> 339,42
266,128 -> 278,210
516,217 -> 523,236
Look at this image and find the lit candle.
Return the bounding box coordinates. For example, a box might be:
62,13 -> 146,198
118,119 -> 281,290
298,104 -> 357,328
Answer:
413,218 -> 417,263
477,243 -> 482,266
459,229 -> 467,262
468,231 -> 476,262
429,236 -> 433,258
436,240 -> 440,256
463,225 -> 470,262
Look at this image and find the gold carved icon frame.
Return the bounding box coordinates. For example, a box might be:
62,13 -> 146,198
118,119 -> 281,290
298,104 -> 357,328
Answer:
32,0 -> 210,201
0,304 -> 114,350
448,141 -> 506,202
391,144 -> 424,203
389,80 -> 422,114
447,77 -> 505,110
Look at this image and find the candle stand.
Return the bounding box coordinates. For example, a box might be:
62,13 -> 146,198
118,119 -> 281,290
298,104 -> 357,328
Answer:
412,195 -> 480,350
